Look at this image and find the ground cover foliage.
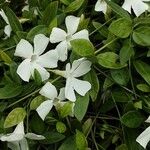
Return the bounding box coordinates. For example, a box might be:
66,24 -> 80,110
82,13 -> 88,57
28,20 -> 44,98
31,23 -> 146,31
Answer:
0,0 -> 150,149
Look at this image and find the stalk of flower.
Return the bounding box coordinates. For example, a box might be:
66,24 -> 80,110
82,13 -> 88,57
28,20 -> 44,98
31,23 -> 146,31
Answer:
0,121 -> 45,150
49,58 -> 92,102
49,15 -> 89,61
95,0 -> 110,14
122,0 -> 150,17
36,82 -> 74,120
14,34 -> 58,82
136,116 -> 150,149
0,9 -> 12,38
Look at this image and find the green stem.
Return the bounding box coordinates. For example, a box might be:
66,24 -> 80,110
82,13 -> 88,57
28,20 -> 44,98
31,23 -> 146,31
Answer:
94,38 -> 118,55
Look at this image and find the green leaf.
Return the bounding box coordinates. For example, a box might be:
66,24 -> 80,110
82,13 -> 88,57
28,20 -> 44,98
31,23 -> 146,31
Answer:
74,94 -> 89,121
84,69 -> 99,101
119,40 -> 134,65
134,61 -> 150,85
132,27 -> 150,46
56,122 -> 67,133
4,7 -> 22,32
76,130 -> 88,150
112,89 -> 132,103
82,118 -> 92,136
26,25 -> 48,41
0,84 -> 23,99
33,69 -> 42,86
4,107 -> 26,128
0,51 -> 12,65
121,111 -> 144,128
116,144 -> 128,150
137,84 -> 150,93
70,39 -> 95,57
109,18 -> 132,38
42,1 -> 58,26
105,0 -> 131,20
43,131 -> 65,144
97,52 -> 127,69
30,96 -> 45,110
56,102 -> 74,118
65,0 -> 85,13
58,136 -> 77,150
111,68 -> 129,86
92,21 -> 108,38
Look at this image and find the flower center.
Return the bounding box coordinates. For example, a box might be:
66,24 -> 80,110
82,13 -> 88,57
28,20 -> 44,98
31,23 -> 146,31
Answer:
31,55 -> 38,63
66,34 -> 72,41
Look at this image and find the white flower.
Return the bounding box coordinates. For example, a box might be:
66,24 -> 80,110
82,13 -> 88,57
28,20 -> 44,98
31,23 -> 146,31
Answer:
49,15 -> 89,61
53,58 -> 92,102
0,121 -> 45,150
14,34 -> 58,82
122,0 -> 150,17
136,116 -> 150,149
36,82 -> 72,120
0,9 -> 12,37
95,0 -> 108,14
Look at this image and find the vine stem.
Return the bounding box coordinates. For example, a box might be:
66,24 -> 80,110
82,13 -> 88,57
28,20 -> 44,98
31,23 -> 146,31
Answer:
94,38 -> 118,55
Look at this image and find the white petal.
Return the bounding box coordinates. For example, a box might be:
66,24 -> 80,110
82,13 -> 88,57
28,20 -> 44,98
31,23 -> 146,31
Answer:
71,58 -> 92,77
65,16 -> 80,34
72,29 -> 89,40
36,100 -> 53,120
33,34 -> 49,55
145,116 -> 150,123
50,27 -> 67,43
57,88 -> 65,101
22,5 -> 29,12
25,133 -> 45,140
8,142 -> 20,150
136,126 -> 150,149
14,39 -> 33,59
73,78 -> 91,96
13,122 -> 25,135
65,77 -> 76,102
0,9 -> 9,24
56,41 -> 68,61
95,0 -> 107,14
17,59 -> 32,82
4,25 -> 12,37
132,0 -> 149,17
19,138 -> 29,150
32,63 -> 50,81
37,50 -> 58,68
39,82 -> 58,99
122,0 -> 132,14
1,121 -> 25,142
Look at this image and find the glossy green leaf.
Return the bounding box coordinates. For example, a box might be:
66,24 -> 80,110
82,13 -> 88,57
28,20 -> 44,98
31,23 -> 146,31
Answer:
134,61 -> 150,85
133,27 -> 150,46
111,68 -> 129,86
84,69 -> 99,101
76,130 -> 88,150
71,39 -> 95,57
137,84 -> 150,92
121,111 -> 144,128
74,94 -> 89,121
4,7 -> 22,32
109,18 -> 132,38
65,0 -> 85,13
4,107 -> 26,128
97,52 -> 127,69
0,84 -> 23,99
